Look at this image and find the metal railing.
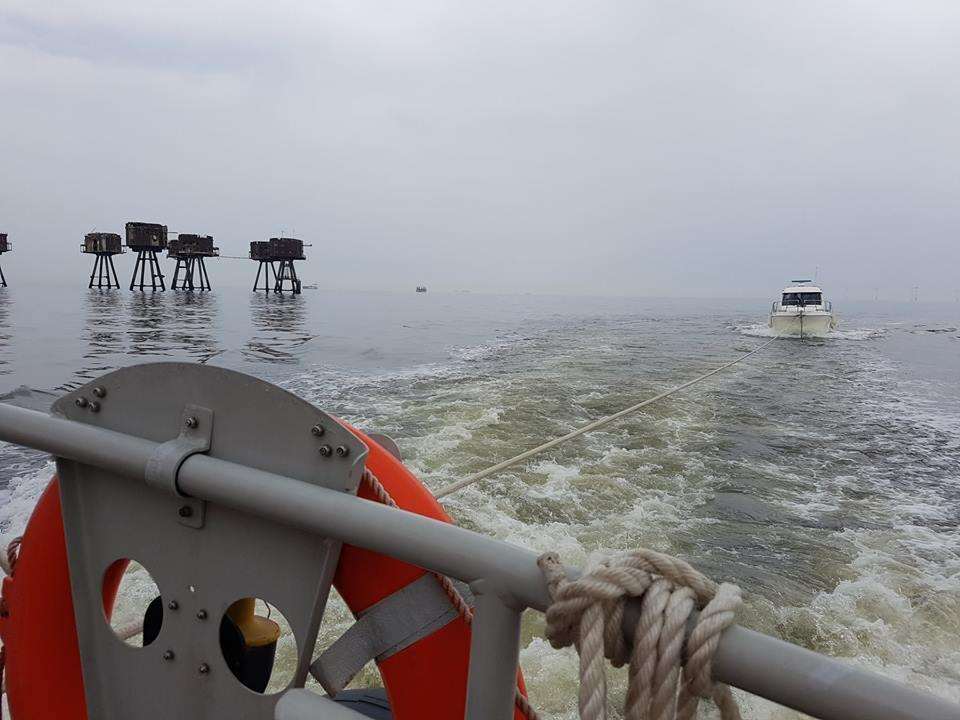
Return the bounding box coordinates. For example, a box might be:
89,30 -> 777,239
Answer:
0,401 -> 956,720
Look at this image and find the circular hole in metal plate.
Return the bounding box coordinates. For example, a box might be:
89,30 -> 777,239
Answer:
219,597 -> 297,694
102,558 -> 163,648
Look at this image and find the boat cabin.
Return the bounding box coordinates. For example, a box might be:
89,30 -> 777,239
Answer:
780,282 -> 823,307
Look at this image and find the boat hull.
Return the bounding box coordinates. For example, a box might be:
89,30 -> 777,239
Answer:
769,311 -> 836,337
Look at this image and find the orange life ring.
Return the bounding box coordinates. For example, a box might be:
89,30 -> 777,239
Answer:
0,479 -> 126,720
335,424 -> 532,720
0,430 -> 532,719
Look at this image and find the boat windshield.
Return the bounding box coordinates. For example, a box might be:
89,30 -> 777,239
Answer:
781,292 -> 822,306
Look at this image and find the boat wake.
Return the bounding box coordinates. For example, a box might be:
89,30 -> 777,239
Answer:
733,323 -> 884,340
1,309 -> 957,718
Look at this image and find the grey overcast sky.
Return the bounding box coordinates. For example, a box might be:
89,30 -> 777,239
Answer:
1,1 -> 959,299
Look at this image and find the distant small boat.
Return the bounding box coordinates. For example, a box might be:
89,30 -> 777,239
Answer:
415,286 -> 427,293
769,281 -> 837,337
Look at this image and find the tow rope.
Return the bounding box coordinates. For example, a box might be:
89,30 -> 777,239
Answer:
436,335 -> 781,499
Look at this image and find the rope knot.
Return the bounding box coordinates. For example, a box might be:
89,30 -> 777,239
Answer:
538,549 -> 743,720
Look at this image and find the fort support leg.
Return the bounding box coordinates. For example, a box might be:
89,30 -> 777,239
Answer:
273,260 -> 301,294
199,257 -> 211,291
153,251 -> 166,291
254,260 -> 275,292
290,262 -> 301,295
130,251 -> 141,291
93,255 -> 121,289
136,251 -> 146,290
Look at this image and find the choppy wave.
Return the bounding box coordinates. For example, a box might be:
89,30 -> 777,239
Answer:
331,316 -> 960,716
734,322 -> 885,340
0,459 -> 55,544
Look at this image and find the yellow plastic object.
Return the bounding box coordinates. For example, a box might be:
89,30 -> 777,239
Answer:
227,598 -> 281,648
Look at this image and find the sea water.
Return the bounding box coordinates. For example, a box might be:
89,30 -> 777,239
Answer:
0,285 -> 957,718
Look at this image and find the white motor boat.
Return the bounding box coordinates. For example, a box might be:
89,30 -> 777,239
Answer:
769,281 -> 837,337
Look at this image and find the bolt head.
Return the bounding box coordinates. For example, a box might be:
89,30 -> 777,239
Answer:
318,445 -> 332,457
163,650 -> 175,661
335,445 -> 349,458
185,416 -> 199,429
196,609 -> 208,620
75,397 -> 89,408
178,505 -> 193,518
88,400 -> 101,413
167,600 -> 179,610
311,424 -> 325,437
198,663 -> 210,675
92,386 -> 107,398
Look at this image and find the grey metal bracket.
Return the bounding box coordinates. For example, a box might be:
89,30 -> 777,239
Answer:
144,405 -> 212,528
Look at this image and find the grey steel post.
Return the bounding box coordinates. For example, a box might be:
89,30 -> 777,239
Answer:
465,580 -> 524,720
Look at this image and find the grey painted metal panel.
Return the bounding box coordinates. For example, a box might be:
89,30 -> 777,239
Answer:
51,363 -> 368,720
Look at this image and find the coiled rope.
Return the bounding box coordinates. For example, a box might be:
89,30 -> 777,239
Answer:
435,335 -> 780,498
539,550 -> 742,720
